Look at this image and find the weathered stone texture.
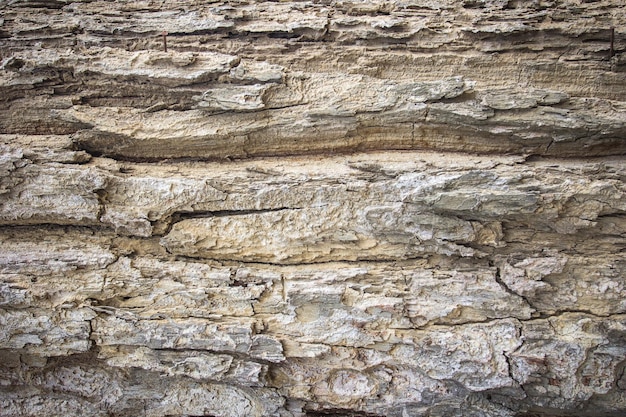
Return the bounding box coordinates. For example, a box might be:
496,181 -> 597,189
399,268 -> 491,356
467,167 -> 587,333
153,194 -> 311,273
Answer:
1,1 -> 626,416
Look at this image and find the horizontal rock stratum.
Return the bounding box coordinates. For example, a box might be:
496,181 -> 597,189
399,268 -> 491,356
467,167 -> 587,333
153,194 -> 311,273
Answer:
1,1 -> 625,417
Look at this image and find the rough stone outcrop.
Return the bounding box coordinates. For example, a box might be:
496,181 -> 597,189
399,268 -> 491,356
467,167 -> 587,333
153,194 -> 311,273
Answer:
1,1 -> 625,416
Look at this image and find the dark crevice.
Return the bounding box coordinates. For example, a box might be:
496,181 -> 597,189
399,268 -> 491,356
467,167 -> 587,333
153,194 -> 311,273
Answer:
536,309 -> 612,320
504,325 -> 525,385
156,207 -> 300,237
494,265 -> 537,312
167,253 -> 432,268
0,223 -> 115,235
94,187 -> 108,221
171,207 -> 298,221
415,316 -> 521,330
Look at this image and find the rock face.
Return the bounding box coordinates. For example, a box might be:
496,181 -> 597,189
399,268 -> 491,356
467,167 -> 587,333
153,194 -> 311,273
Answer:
1,1 -> 626,416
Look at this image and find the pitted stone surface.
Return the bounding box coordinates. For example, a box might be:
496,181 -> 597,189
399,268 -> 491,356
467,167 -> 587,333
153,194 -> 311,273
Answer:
1,1 -> 625,417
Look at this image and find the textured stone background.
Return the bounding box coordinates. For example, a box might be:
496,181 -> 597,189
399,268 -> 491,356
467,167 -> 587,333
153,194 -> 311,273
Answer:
1,1 -> 626,416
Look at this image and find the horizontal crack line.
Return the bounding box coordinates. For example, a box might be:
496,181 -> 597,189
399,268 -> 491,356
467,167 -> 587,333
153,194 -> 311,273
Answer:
168,207 -> 300,221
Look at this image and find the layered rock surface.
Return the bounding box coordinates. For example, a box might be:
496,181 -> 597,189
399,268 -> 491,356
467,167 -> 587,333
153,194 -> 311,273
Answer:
1,1 -> 626,416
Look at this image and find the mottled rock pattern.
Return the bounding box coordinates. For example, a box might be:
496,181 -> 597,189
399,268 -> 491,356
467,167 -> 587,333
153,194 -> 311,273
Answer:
1,1 -> 626,417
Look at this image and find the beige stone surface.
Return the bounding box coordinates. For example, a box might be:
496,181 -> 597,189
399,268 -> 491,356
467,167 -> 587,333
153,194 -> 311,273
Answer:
1,1 -> 626,416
